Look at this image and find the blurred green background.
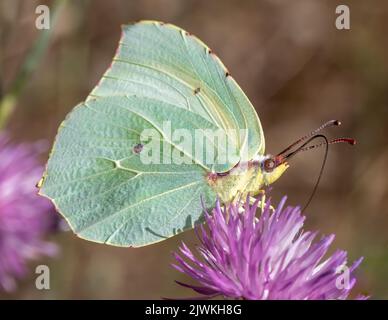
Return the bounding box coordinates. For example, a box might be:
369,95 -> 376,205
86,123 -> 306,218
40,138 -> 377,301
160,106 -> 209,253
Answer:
1,0 -> 387,299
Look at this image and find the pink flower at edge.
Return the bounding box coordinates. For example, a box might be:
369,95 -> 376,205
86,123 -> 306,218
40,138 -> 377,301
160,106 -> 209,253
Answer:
0,133 -> 58,292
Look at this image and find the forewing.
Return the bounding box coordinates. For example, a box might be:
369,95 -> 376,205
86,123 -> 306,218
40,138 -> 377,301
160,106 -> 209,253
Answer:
89,21 -> 265,159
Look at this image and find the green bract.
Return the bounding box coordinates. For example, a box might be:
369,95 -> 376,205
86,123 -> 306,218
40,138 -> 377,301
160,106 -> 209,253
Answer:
39,21 -> 265,247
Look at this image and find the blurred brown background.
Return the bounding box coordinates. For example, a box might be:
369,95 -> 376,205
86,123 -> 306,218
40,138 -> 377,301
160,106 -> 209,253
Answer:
1,0 -> 387,299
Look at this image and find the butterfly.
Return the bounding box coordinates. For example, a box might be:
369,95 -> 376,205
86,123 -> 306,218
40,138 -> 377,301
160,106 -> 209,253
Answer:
38,21 -> 354,247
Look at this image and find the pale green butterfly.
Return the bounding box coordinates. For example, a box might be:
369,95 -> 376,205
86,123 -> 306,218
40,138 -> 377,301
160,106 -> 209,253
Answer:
38,21 -> 352,247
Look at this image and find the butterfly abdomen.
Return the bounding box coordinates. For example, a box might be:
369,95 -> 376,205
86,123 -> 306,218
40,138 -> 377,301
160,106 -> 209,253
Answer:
206,162 -> 265,203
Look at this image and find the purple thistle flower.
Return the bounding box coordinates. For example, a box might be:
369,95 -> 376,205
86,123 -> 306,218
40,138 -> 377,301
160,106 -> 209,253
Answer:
0,133 -> 58,292
172,195 -> 364,300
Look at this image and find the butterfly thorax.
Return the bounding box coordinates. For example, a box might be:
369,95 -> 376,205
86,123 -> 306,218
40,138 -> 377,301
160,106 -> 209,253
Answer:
207,159 -> 289,203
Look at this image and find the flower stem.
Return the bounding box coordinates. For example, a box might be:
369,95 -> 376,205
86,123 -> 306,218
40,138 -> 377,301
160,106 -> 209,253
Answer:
0,0 -> 67,129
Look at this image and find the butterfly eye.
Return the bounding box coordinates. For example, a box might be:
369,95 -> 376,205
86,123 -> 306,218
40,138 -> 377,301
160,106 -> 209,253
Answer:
263,158 -> 276,172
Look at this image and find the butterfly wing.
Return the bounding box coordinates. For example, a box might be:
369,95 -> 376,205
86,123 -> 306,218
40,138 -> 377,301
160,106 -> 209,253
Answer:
89,21 -> 265,160
39,21 -> 265,247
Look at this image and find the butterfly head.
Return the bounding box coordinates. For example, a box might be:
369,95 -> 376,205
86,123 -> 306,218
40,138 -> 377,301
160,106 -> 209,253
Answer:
260,155 -> 289,186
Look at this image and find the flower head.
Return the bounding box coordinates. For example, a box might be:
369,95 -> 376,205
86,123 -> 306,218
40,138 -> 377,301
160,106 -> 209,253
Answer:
172,195 -> 364,300
0,133 -> 58,291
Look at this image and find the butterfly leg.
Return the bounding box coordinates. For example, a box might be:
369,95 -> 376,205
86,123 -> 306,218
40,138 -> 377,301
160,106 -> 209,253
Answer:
249,192 -> 274,212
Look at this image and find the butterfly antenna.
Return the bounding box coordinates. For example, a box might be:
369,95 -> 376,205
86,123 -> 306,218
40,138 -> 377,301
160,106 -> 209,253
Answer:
297,137 -> 356,153
278,134 -> 356,212
276,120 -> 341,157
